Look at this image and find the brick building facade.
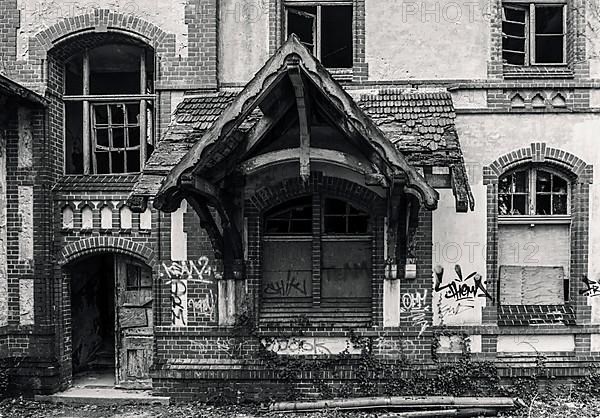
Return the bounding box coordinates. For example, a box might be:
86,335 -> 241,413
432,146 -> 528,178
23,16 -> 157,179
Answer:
1,0 -> 600,401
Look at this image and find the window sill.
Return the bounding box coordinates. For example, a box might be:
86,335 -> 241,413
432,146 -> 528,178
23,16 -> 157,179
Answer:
498,215 -> 571,225
503,64 -> 573,79
497,304 -> 575,326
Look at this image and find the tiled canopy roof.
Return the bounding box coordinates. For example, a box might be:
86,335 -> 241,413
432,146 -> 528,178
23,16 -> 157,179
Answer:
0,74 -> 46,105
130,87 -> 473,211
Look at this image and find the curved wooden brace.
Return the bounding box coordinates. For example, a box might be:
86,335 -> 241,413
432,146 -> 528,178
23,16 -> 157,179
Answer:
239,147 -> 382,184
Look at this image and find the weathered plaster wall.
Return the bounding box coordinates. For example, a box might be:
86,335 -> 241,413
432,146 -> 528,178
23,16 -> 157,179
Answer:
586,0 -> 600,78
18,185 -> 34,326
497,334 -> 575,352
454,113 -> 600,322
218,0 -> 269,84
16,0 -> 189,59
365,0 -> 490,80
432,188 -> 488,326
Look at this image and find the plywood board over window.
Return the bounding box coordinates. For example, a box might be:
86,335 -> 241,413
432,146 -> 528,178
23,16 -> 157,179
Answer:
500,265 -> 565,305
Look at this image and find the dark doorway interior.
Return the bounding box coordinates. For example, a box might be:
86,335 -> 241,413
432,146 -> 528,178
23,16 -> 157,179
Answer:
70,254 -> 115,380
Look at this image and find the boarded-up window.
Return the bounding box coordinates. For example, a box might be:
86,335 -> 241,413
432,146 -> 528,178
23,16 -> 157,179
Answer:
498,166 -> 571,305
261,196 -> 371,325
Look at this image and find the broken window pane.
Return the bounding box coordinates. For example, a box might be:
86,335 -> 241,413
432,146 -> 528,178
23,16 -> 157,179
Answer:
536,170 -> 551,192
536,194 -> 551,215
498,170 -> 529,215
501,3 -> 565,65
92,103 -> 143,174
264,197 -> 312,234
321,6 -> 353,68
65,102 -> 84,174
287,6 -> 316,54
502,6 -> 527,65
512,194 -> 527,215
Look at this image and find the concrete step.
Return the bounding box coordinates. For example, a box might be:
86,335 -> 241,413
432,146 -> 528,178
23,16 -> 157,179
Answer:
35,387 -> 170,406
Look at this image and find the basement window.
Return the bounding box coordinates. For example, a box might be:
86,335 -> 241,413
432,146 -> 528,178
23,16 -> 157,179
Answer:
64,43 -> 155,174
285,3 -> 353,68
502,2 -> 566,65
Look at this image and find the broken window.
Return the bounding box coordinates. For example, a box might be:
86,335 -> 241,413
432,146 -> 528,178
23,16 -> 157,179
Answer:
502,2 -> 566,65
64,43 -> 154,174
499,167 -> 569,216
261,195 -> 371,325
285,3 -> 353,68
498,166 -> 571,307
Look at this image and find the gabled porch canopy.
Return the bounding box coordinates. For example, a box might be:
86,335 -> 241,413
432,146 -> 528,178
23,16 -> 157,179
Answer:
152,35 -> 439,213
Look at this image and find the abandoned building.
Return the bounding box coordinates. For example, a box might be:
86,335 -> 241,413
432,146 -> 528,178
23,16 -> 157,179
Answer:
1,0 -> 600,401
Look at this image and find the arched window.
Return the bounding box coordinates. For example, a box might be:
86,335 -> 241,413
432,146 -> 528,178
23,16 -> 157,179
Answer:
499,167 -> 569,216
64,43 -> 154,174
497,166 -> 571,307
262,196 -> 371,325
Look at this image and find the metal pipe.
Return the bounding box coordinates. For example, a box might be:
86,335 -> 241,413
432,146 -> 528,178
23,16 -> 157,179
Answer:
269,396 -> 518,412
380,408 -> 501,417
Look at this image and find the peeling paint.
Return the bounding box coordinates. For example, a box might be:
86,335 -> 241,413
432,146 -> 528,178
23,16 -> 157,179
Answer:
170,200 -> 187,261
18,186 -> 34,264
17,107 -> 33,169
19,278 -> 34,325
17,0 -> 189,60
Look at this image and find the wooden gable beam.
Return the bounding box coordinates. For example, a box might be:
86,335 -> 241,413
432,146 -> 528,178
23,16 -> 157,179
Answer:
239,147 -> 376,178
311,95 -> 389,188
243,95 -> 295,156
288,64 -> 311,181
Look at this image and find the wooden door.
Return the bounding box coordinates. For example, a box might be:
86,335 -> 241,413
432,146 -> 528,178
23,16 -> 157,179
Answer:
115,255 -> 153,388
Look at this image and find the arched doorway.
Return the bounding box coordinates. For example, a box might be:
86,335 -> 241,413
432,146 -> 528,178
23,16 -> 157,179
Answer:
68,253 -> 153,389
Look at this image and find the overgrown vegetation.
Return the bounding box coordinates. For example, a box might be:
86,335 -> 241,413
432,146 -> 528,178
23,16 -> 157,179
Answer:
220,311 -> 592,404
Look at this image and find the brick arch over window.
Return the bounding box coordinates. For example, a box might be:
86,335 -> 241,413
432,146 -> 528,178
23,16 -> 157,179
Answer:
244,173 -> 386,325
58,237 -> 156,268
248,174 -> 384,214
29,9 -> 172,59
484,143 -> 593,183
482,143 -> 593,326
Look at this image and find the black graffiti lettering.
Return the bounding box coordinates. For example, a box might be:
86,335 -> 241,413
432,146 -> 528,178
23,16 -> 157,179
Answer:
580,275 -> 600,297
263,271 -> 308,296
434,265 -> 493,303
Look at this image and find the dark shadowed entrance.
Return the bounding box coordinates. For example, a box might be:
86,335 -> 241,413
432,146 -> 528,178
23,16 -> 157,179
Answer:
69,253 -> 153,389
70,254 -> 116,384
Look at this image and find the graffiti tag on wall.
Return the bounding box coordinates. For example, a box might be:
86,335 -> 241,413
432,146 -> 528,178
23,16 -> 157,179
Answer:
433,264 -> 491,323
262,337 -> 361,356
580,275 -> 600,297
375,336 -> 416,357
400,290 -> 430,337
188,289 -> 216,322
163,256 -> 222,326
263,271 -> 309,297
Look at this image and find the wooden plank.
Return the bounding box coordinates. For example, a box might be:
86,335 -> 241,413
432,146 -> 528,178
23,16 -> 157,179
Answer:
499,266 -> 524,305
288,66 -> 310,181
321,241 -> 371,299
119,307 -> 148,328
244,96 -> 295,155
522,266 -> 564,305
263,242 -> 312,297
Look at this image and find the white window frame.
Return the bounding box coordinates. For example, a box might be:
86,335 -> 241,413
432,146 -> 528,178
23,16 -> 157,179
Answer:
502,0 -> 567,66
498,166 -> 571,225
